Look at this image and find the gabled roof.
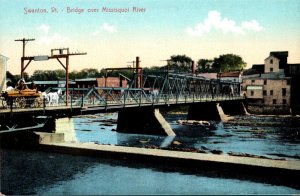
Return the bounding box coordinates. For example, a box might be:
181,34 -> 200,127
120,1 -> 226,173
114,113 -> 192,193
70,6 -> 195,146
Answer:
264,55 -> 279,61
218,71 -> 241,77
242,69 -> 261,76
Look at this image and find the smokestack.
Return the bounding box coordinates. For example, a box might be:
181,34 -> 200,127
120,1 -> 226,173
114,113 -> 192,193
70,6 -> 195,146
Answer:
136,56 -> 140,88
191,60 -> 195,74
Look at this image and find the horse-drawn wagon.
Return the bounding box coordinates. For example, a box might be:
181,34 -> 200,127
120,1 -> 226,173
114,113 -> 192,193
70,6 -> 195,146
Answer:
1,89 -> 43,108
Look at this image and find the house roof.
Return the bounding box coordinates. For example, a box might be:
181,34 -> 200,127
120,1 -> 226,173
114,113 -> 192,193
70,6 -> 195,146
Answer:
264,55 -> 280,61
196,73 -> 217,79
243,71 -> 290,80
242,69 -> 261,76
75,78 -> 97,82
218,71 -> 241,77
270,51 -> 288,59
288,63 -> 300,66
26,81 -> 76,85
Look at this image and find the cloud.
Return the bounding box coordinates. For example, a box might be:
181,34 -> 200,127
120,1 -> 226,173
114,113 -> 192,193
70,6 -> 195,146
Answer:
91,23 -> 117,36
186,10 -> 263,36
92,30 -> 100,36
241,20 -> 263,31
37,24 -> 50,34
101,23 -> 117,33
36,24 -> 70,45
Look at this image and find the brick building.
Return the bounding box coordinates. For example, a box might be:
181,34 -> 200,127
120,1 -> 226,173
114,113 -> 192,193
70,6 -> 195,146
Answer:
97,77 -> 128,87
242,51 -> 296,114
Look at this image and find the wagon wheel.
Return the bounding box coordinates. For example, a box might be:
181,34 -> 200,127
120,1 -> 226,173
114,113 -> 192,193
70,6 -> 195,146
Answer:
0,97 -> 8,108
15,97 -> 26,108
33,97 -> 43,108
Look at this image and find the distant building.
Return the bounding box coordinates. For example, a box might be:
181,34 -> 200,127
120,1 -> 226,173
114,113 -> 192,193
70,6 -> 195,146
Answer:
27,81 -> 76,92
242,51 -> 299,114
243,72 -> 291,105
97,77 -> 128,87
217,71 -> 242,83
75,78 -> 97,88
0,54 -> 9,92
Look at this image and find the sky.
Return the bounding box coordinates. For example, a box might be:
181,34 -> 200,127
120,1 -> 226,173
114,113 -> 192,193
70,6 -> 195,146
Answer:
0,0 -> 300,75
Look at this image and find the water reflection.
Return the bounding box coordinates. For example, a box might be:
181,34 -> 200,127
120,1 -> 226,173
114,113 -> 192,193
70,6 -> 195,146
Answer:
1,148 -> 299,195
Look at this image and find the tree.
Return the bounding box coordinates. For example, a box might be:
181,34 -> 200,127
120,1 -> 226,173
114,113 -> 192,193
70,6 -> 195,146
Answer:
169,55 -> 193,72
212,54 -> 246,72
31,70 -> 60,81
6,71 -> 18,86
197,59 -> 213,73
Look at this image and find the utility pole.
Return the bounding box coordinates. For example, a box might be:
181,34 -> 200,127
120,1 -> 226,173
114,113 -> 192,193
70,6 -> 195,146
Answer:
15,38 -> 35,78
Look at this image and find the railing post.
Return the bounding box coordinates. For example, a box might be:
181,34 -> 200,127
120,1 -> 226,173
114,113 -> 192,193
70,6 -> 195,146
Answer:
152,91 -> 154,106
10,97 -> 13,112
43,96 -> 46,110
123,90 -> 126,107
193,92 -> 195,103
70,90 -> 73,110
139,90 -> 142,106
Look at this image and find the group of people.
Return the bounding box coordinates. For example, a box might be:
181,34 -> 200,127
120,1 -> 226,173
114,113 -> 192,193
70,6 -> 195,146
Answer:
7,79 -> 38,92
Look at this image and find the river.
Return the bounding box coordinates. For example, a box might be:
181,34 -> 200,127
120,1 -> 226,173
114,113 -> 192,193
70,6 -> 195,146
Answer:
1,112 -> 300,194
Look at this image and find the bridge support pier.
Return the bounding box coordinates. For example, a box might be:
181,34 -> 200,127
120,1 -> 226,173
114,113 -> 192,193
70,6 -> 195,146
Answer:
117,107 -> 175,136
187,102 -> 222,121
220,100 -> 248,115
54,117 -> 77,142
187,101 -> 247,122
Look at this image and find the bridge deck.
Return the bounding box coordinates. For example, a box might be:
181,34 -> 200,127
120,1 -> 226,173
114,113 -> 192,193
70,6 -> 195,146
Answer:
0,96 -> 243,117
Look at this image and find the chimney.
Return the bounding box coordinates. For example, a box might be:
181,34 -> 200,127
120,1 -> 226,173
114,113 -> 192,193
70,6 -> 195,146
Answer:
191,61 -> 195,74
136,56 -> 140,88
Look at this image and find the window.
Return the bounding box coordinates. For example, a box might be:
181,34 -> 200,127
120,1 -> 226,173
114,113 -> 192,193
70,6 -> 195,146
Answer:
270,59 -> 273,64
264,80 -> 267,85
270,68 -> 273,72
270,90 -> 273,96
251,91 -> 254,96
287,80 -> 291,85
251,80 -> 255,83
263,90 -> 267,96
282,99 -> 287,104
273,99 -> 277,104
282,88 -> 286,96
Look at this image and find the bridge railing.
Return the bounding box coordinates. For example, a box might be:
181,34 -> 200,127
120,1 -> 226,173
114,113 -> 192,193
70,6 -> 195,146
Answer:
0,72 -> 243,111
0,87 -> 243,111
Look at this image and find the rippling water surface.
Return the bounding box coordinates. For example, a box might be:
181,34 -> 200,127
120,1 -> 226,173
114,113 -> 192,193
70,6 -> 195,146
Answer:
1,113 -> 300,194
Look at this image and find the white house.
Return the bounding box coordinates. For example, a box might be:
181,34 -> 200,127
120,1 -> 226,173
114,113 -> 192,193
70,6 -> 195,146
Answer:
0,54 -> 9,92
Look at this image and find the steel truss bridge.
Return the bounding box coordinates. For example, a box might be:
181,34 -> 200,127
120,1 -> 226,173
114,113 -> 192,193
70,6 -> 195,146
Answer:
1,72 -> 242,112
0,72 -> 244,133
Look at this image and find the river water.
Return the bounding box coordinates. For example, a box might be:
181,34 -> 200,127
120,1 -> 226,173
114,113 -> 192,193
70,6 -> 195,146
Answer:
1,113 -> 300,194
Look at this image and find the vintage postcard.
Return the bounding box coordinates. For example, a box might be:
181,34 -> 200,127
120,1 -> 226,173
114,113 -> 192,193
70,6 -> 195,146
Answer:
1,0 -> 300,195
